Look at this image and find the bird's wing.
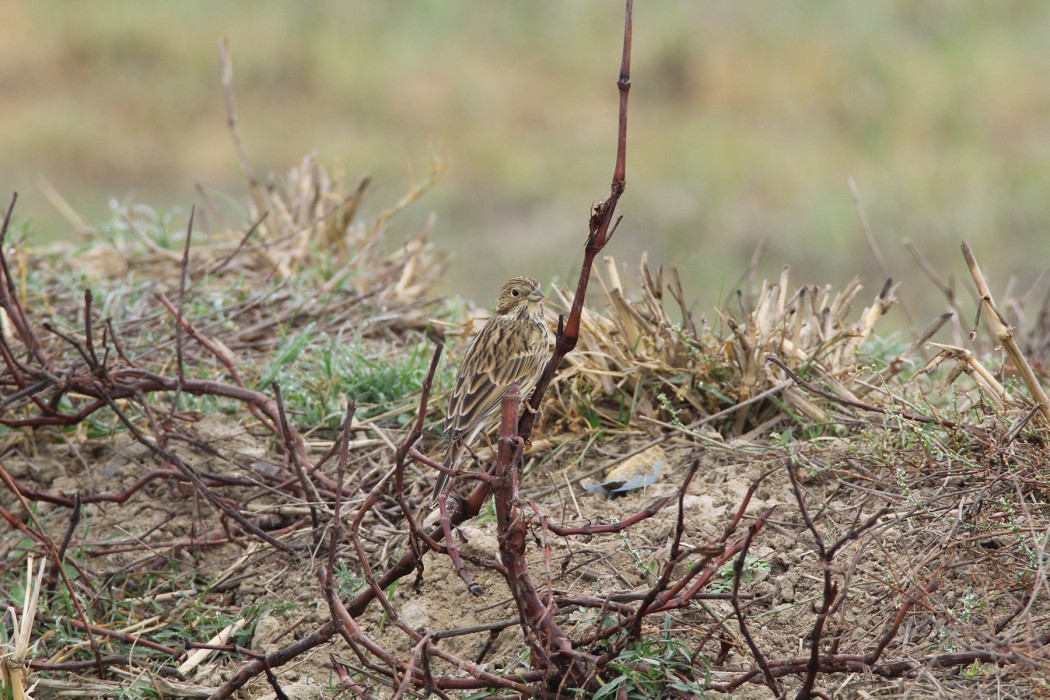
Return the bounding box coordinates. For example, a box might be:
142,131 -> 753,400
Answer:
445,320 -> 548,442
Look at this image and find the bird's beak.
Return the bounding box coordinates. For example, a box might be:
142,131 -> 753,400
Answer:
528,287 -> 545,302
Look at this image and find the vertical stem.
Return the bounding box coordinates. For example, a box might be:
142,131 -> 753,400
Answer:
962,241 -> 1050,427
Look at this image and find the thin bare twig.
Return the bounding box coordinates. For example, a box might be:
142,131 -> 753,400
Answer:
169,206 -> 195,420
518,0 -> 632,442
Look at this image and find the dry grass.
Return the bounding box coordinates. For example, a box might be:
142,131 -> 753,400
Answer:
536,241 -> 1050,454
545,254 -> 900,440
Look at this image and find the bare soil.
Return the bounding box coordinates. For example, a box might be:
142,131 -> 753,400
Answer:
5,410 -> 1048,699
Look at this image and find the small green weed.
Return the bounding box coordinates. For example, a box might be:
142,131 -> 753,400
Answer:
262,331 -> 449,429
709,555 -> 771,593
857,333 -> 911,372
474,497 -> 498,525
97,201 -> 189,252
594,615 -> 710,699
620,533 -> 656,581
334,561 -> 367,595
657,392 -> 686,431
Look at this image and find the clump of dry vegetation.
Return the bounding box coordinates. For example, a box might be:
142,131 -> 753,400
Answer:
545,256 -> 906,436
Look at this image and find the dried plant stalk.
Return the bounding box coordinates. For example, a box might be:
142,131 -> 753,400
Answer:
962,241 -> 1050,427
1,557 -> 46,700
924,342 -> 1013,410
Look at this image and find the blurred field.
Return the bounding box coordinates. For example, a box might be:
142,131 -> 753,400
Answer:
3,1 -> 1050,322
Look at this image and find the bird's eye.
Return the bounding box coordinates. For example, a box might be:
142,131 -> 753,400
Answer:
511,289 -> 520,297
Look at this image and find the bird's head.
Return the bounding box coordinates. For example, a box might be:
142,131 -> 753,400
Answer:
495,276 -> 545,318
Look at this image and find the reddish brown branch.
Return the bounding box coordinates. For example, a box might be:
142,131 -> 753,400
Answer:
494,385 -> 586,686
532,496 -> 669,537
730,522 -> 780,696
155,291 -> 275,432
0,193 -> 49,367
83,290 -> 101,371
99,392 -> 297,552
785,460 -> 894,699
517,0 -> 632,443
328,399 -> 356,576
712,639 -> 1045,691
272,381 -> 322,540
394,343 -> 443,491
627,459 -> 701,641
169,205 -> 195,420
866,577 -> 939,666
437,492 -> 484,595
0,460 -> 106,677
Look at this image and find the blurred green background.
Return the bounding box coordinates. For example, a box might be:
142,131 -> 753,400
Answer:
3,1 -> 1050,324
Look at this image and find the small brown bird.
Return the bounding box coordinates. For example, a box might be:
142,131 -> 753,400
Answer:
432,276 -> 552,504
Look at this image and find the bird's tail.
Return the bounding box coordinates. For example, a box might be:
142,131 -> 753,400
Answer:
430,442 -> 458,507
